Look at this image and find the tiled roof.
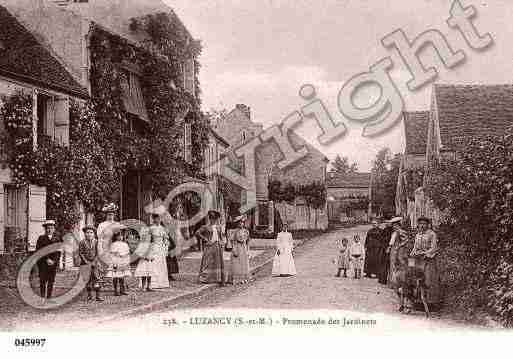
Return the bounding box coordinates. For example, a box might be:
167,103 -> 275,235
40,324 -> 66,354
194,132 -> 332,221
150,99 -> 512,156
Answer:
403,111 -> 429,155
433,84 -> 513,150
327,172 -> 371,188
0,6 -> 88,98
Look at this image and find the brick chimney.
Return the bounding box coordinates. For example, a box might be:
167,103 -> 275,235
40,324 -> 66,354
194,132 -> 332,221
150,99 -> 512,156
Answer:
236,104 -> 251,119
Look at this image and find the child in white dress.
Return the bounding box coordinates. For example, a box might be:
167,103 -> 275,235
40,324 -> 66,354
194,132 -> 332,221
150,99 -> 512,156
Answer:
106,229 -> 131,296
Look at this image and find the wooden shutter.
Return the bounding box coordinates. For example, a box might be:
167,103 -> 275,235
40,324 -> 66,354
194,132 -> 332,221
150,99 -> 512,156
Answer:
184,58 -> 195,97
46,96 -> 55,140
27,185 -> 46,251
0,184 -> 4,253
184,123 -> 192,163
54,97 -> 69,146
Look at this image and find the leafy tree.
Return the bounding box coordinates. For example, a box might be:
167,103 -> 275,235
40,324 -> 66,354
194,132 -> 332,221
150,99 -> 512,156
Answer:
330,155 -> 358,175
370,148 -> 400,218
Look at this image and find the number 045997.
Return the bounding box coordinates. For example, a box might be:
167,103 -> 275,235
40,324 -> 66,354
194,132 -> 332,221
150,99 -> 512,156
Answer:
14,338 -> 46,347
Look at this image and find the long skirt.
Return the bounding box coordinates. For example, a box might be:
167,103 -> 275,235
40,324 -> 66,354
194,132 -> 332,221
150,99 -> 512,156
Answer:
388,246 -> 399,288
229,242 -> 250,284
364,247 -> 380,275
166,255 -> 179,275
377,248 -> 389,284
150,254 -> 169,289
272,249 -> 296,276
198,243 -> 224,284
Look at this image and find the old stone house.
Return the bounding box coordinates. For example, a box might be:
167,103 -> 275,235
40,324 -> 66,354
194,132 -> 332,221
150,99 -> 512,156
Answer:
213,104 -> 329,231
395,111 -> 429,226
0,4 -> 90,255
327,172 -> 371,222
0,0 -> 203,260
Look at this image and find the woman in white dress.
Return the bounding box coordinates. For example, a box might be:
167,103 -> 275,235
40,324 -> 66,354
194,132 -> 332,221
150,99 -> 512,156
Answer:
148,214 -> 170,289
272,222 -> 297,277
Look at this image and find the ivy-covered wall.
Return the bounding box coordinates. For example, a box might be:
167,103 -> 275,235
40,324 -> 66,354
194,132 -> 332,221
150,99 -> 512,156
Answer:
0,14 -> 210,230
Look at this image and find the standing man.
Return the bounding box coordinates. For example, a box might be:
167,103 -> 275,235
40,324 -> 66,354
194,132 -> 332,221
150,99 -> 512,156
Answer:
35,220 -> 61,299
363,219 -> 382,278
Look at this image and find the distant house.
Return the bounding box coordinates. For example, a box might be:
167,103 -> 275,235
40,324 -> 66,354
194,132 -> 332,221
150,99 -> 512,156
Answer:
213,104 -> 329,231
203,128 -> 230,218
395,111 -> 429,226
326,172 -> 371,222
415,84 -> 513,226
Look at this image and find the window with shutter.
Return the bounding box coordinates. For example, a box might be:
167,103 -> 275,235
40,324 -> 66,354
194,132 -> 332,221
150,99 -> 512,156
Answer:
183,58 -> 195,97
36,93 -> 55,146
5,185 -> 28,251
120,70 -> 149,122
27,185 -> 46,251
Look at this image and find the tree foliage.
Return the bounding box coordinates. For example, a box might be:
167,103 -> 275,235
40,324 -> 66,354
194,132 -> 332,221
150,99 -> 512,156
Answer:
426,131 -> 513,326
370,148 -> 400,217
330,155 -> 358,175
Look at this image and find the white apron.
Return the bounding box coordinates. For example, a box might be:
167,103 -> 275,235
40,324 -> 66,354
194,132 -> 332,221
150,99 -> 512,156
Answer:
272,231 -> 296,276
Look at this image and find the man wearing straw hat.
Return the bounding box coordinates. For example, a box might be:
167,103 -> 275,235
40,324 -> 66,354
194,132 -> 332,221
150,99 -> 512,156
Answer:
35,220 -> 61,299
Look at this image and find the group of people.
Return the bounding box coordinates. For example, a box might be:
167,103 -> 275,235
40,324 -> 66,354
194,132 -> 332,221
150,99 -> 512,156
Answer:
35,203 -> 180,302
195,210 -> 251,286
335,216 -> 441,313
195,210 -> 297,286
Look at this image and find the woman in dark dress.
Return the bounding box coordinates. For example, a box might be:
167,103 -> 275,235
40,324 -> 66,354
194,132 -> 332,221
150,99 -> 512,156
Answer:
166,233 -> 179,281
364,220 -> 382,277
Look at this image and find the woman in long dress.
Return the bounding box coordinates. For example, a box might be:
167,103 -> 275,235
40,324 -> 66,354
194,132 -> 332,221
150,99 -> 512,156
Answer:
148,214 -> 170,289
229,215 -> 251,285
387,217 -> 407,288
410,216 -> 441,305
272,222 -> 296,277
196,210 -> 225,285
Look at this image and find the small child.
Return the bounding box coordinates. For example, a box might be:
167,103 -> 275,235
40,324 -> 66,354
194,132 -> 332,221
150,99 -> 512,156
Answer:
106,229 -> 132,296
335,238 -> 350,277
349,234 -> 364,279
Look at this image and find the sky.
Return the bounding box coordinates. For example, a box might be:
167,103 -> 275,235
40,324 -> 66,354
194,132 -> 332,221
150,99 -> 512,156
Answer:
163,0 -> 513,171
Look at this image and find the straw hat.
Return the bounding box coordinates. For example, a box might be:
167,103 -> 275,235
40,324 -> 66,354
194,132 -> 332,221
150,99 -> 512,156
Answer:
388,216 -> 403,224
42,219 -> 56,227
102,202 -> 119,213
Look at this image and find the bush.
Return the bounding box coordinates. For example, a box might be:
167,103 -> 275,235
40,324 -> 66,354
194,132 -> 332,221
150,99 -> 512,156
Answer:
426,130 -> 513,326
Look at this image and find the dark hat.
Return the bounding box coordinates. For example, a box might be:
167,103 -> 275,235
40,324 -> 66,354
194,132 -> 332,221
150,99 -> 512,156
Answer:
82,225 -> 96,233
208,210 -> 221,220
417,216 -> 431,224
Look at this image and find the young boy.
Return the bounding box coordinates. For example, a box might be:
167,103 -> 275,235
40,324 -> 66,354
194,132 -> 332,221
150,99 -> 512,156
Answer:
349,234 -> 364,279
